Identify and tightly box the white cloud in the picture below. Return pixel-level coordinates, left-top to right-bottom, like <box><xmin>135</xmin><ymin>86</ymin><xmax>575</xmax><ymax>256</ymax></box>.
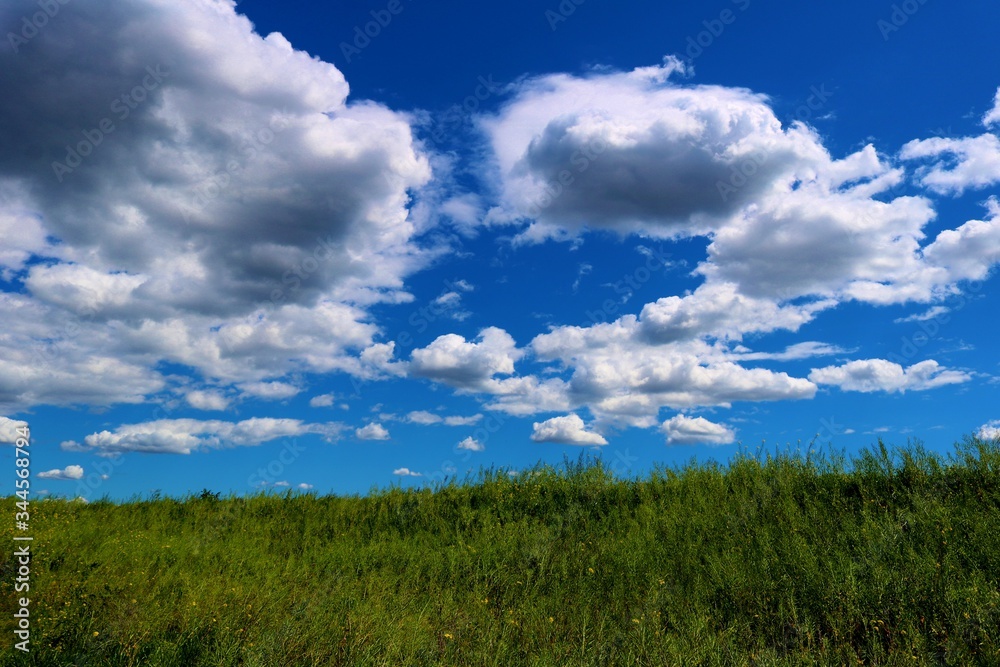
<box><xmin>444</xmin><ymin>414</ymin><xmax>483</xmax><ymax>426</ymax></box>
<box><xmin>809</xmin><ymin>359</ymin><xmax>971</xmax><ymax>394</ymax></box>
<box><xmin>661</xmin><ymin>415</ymin><xmax>736</xmax><ymax>445</ymax></box>
<box><xmin>393</xmin><ymin>468</ymin><xmax>422</xmax><ymax>477</ymax></box>
<box><xmin>901</xmin><ymin>134</ymin><xmax>1000</xmax><ymax>195</ymax></box>
<box><xmin>66</xmin><ymin>417</ymin><xmax>341</xmax><ymax>455</ymax></box>
<box><xmin>638</xmin><ymin>283</ymin><xmax>829</xmax><ymax>343</ymax></box>
<box><xmin>0</xmin><ymin>417</ymin><xmax>29</xmax><ymax>443</ymax></box>
<box><xmin>979</xmin><ymin>421</ymin><xmax>1000</xmax><ymax>440</ymax></box>
<box><xmin>309</xmin><ymin>393</ymin><xmax>336</xmax><ymax>408</ymax></box>
<box><xmin>356</xmin><ymin>423</ymin><xmax>390</xmax><ymax>441</ymax></box>
<box><xmin>237</xmin><ymin>382</ymin><xmax>300</xmax><ymax>401</ymax></box>
<box><xmin>530</xmin><ymin>414</ymin><xmax>608</xmax><ymax>446</ymax></box>
<box><xmin>406</xmin><ymin>410</ymin><xmax>482</xmax><ymax>426</ymax></box>
<box><xmin>410</xmin><ymin>327</ymin><xmax>524</xmax><ymax>392</ymax></box>
<box><xmin>894</xmin><ymin>306</ymin><xmax>951</xmax><ymax>324</ymax></box>
<box><xmin>529</xmin><ymin>321</ymin><xmax>817</xmax><ymax>426</ymax></box>
<box><xmin>406</xmin><ymin>410</ymin><xmax>442</xmax><ymax>425</ymax></box>
<box><xmin>37</xmin><ymin>465</ymin><xmax>85</xmax><ymax>481</ymax></box>
<box><xmin>185</xmin><ymin>390</ymin><xmax>230</xmax><ymax>411</ymax></box>
<box><xmin>457</xmin><ymin>436</ymin><xmax>485</xmax><ymax>452</ymax></box>
<box><xmin>0</xmin><ymin>0</ymin><xmax>432</xmax><ymax>411</ymax></box>
<box><xmin>985</xmin><ymin>88</ymin><xmax>1000</xmax><ymax>127</ymax></box>
<box><xmin>731</xmin><ymin>341</ymin><xmax>847</xmax><ymax>362</ymax></box>
<box><xmin>298</xmin><ymin>483</ymin><xmax>314</xmax><ymax>490</ymax></box>
<box><xmin>483</xmin><ymin>57</ymin><xmax>826</xmax><ymax>241</ymax></box>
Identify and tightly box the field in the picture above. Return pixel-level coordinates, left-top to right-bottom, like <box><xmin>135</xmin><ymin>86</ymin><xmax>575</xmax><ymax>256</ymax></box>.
<box><xmin>3</xmin><ymin>439</ymin><xmax>999</xmax><ymax>666</ymax></box>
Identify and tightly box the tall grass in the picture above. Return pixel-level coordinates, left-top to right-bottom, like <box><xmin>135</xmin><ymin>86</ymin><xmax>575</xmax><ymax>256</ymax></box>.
<box><xmin>2</xmin><ymin>438</ymin><xmax>999</xmax><ymax>666</ymax></box>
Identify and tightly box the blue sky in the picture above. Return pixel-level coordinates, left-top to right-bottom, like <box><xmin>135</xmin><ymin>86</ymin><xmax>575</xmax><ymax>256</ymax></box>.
<box><xmin>1</xmin><ymin>0</ymin><xmax>999</xmax><ymax>500</ymax></box>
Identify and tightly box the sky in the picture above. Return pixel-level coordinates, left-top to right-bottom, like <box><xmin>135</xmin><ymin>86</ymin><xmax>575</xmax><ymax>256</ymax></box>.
<box><xmin>1</xmin><ymin>0</ymin><xmax>999</xmax><ymax>500</ymax></box>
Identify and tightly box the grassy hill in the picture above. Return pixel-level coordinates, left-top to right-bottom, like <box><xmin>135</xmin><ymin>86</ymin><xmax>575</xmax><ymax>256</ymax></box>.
<box><xmin>3</xmin><ymin>439</ymin><xmax>999</xmax><ymax>666</ymax></box>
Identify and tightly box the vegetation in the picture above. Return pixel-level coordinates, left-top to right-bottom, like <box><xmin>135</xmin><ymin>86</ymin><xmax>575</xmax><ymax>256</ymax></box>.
<box><xmin>2</xmin><ymin>438</ymin><xmax>1000</xmax><ymax>666</ymax></box>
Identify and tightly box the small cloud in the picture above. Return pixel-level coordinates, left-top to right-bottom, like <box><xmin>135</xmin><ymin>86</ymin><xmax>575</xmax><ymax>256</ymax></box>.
<box><xmin>309</xmin><ymin>393</ymin><xmax>337</xmax><ymax>408</ymax></box>
<box><xmin>393</xmin><ymin>468</ymin><xmax>422</xmax><ymax>477</ymax></box>
<box><xmin>273</xmin><ymin>481</ymin><xmax>290</xmax><ymax>487</ymax></box>
<box><xmin>238</xmin><ymin>382</ymin><xmax>300</xmax><ymax>401</ymax></box>
<box><xmin>444</xmin><ymin>414</ymin><xmax>483</xmax><ymax>427</ymax></box>
<box><xmin>37</xmin><ymin>465</ymin><xmax>85</xmax><ymax>481</ymax></box>
<box><xmin>531</xmin><ymin>414</ymin><xmax>608</xmax><ymax>446</ymax></box>
<box><xmin>893</xmin><ymin>306</ymin><xmax>950</xmax><ymax>324</ymax></box>
<box><xmin>356</xmin><ymin>423</ymin><xmax>390</xmax><ymax>441</ymax></box>
<box><xmin>0</xmin><ymin>417</ymin><xmax>29</xmax><ymax>444</ymax></box>
<box><xmin>297</xmin><ymin>483</ymin><xmax>314</xmax><ymax>490</ymax></box>
<box><xmin>406</xmin><ymin>410</ymin><xmax>442</xmax><ymax>425</ymax></box>
<box><xmin>185</xmin><ymin>390</ymin><xmax>230</xmax><ymax>411</ymax></box>
<box><xmin>979</xmin><ymin>420</ymin><xmax>1000</xmax><ymax>440</ymax></box>
<box><xmin>457</xmin><ymin>436</ymin><xmax>485</xmax><ymax>452</ymax></box>
<box><xmin>661</xmin><ymin>415</ymin><xmax>736</xmax><ymax>445</ymax></box>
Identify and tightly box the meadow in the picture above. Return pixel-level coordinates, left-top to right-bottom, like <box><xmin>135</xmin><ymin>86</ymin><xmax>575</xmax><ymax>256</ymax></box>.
<box><xmin>2</xmin><ymin>438</ymin><xmax>999</xmax><ymax>666</ymax></box>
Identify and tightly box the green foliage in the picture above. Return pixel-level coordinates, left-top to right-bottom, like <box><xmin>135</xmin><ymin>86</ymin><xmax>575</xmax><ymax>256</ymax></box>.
<box><xmin>3</xmin><ymin>438</ymin><xmax>1000</xmax><ymax>665</ymax></box>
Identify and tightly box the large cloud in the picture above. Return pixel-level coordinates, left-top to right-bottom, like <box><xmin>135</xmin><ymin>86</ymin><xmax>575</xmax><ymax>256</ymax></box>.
<box><xmin>483</xmin><ymin>57</ymin><xmax>826</xmax><ymax>241</ymax></box>
<box><xmin>63</xmin><ymin>417</ymin><xmax>342</xmax><ymax>455</ymax></box>
<box><xmin>809</xmin><ymin>359</ymin><xmax>970</xmax><ymax>394</ymax></box>
<box><xmin>0</xmin><ymin>0</ymin><xmax>432</xmax><ymax>411</ymax></box>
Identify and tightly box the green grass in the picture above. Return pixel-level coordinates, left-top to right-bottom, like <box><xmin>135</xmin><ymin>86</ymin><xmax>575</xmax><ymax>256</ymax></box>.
<box><xmin>3</xmin><ymin>438</ymin><xmax>1000</xmax><ymax>666</ymax></box>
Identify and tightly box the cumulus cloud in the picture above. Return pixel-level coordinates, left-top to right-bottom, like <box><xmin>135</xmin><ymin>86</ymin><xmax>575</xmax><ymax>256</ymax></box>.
<box><xmin>309</xmin><ymin>393</ymin><xmax>336</xmax><ymax>408</ymax></box>
<box><xmin>64</xmin><ymin>417</ymin><xmax>341</xmax><ymax>455</ymax></box>
<box><xmin>238</xmin><ymin>382</ymin><xmax>300</xmax><ymax>401</ymax></box>
<box><xmin>530</xmin><ymin>414</ymin><xmax>608</xmax><ymax>446</ymax></box>
<box><xmin>457</xmin><ymin>436</ymin><xmax>485</xmax><ymax>452</ymax></box>
<box><xmin>393</xmin><ymin>467</ymin><xmax>422</xmax><ymax>477</ymax></box>
<box><xmin>0</xmin><ymin>0</ymin><xmax>432</xmax><ymax>411</ymax></box>
<box><xmin>356</xmin><ymin>423</ymin><xmax>390</xmax><ymax>441</ymax></box>
<box><xmin>986</xmin><ymin>88</ymin><xmax>1000</xmax><ymax>127</ymax></box>
<box><xmin>298</xmin><ymin>483</ymin><xmax>314</xmax><ymax>490</ymax></box>
<box><xmin>406</xmin><ymin>410</ymin><xmax>442</xmax><ymax>425</ymax></box>
<box><xmin>809</xmin><ymin>359</ymin><xmax>971</xmax><ymax>394</ymax></box>
<box><xmin>901</xmin><ymin>134</ymin><xmax>1000</xmax><ymax>195</ymax></box>
<box><xmin>444</xmin><ymin>414</ymin><xmax>483</xmax><ymax>426</ymax></box>
<box><xmin>730</xmin><ymin>341</ymin><xmax>847</xmax><ymax>362</ymax></box>
<box><xmin>37</xmin><ymin>465</ymin><xmax>85</xmax><ymax>481</ymax></box>
<box><xmin>979</xmin><ymin>421</ymin><xmax>1000</xmax><ymax>440</ymax></box>
<box><xmin>405</xmin><ymin>410</ymin><xmax>482</xmax><ymax>426</ymax></box>
<box><xmin>0</xmin><ymin>416</ymin><xmax>29</xmax><ymax>443</ymax></box>
<box><xmin>529</xmin><ymin>320</ymin><xmax>816</xmax><ymax>426</ymax></box>
<box><xmin>661</xmin><ymin>415</ymin><xmax>735</xmax><ymax>445</ymax></box>
<box><xmin>410</xmin><ymin>327</ymin><xmax>523</xmax><ymax>392</ymax></box>
<box><xmin>483</xmin><ymin>57</ymin><xmax>826</xmax><ymax>241</ymax></box>
<box><xmin>185</xmin><ymin>390</ymin><xmax>230</xmax><ymax>411</ymax></box>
